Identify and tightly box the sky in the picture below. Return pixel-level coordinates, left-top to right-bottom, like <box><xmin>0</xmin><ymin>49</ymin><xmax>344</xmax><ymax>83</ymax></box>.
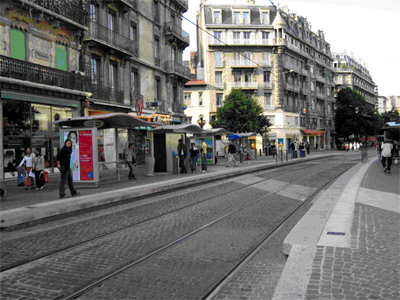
<box><xmin>183</xmin><ymin>0</ymin><xmax>400</xmax><ymax>97</ymax></box>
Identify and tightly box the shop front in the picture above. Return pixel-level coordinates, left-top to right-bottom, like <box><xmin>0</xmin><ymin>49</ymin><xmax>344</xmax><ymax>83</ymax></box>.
<box><xmin>301</xmin><ymin>129</ymin><xmax>324</xmax><ymax>149</ymax></box>
<box><xmin>1</xmin><ymin>90</ymin><xmax>83</xmax><ymax>179</ymax></box>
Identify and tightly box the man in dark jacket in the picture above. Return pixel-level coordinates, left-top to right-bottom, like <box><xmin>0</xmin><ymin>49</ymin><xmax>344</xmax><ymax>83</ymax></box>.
<box><xmin>226</xmin><ymin>140</ymin><xmax>238</xmax><ymax>167</ymax></box>
<box><xmin>177</xmin><ymin>139</ymin><xmax>187</xmax><ymax>174</ymax></box>
<box><xmin>57</xmin><ymin>139</ymin><xmax>79</xmax><ymax>198</ymax></box>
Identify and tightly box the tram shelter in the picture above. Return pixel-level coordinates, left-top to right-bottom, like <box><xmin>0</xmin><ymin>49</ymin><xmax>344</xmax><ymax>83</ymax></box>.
<box><xmin>54</xmin><ymin>113</ymin><xmax>159</xmax><ymax>187</ymax></box>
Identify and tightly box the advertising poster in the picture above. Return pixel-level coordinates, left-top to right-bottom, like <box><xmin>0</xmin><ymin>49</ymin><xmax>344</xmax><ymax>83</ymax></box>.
<box><xmin>79</xmin><ymin>131</ymin><xmax>94</xmax><ymax>180</ymax></box>
<box><xmin>62</xmin><ymin>130</ymin><xmax>94</xmax><ymax>181</ymax></box>
<box><xmin>196</xmin><ymin>136</ymin><xmax>213</xmax><ymax>164</ymax></box>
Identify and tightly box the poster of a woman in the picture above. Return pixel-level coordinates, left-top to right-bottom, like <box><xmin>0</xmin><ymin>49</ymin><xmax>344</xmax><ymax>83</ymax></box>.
<box><xmin>64</xmin><ymin>131</ymin><xmax>80</xmax><ymax>181</ymax></box>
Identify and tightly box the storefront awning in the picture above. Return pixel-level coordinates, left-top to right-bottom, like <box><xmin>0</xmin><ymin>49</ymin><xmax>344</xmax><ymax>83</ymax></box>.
<box><xmin>53</xmin><ymin>113</ymin><xmax>160</xmax><ymax>129</ymax></box>
<box><xmin>150</xmin><ymin>124</ymin><xmax>204</xmax><ymax>134</ymax></box>
<box><xmin>301</xmin><ymin>129</ymin><xmax>324</xmax><ymax>136</ymax></box>
<box><xmin>382</xmin><ymin>122</ymin><xmax>400</xmax><ymax>129</ymax></box>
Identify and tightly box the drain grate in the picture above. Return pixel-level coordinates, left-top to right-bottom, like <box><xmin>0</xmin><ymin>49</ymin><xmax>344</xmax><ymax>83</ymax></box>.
<box><xmin>327</xmin><ymin>231</ymin><xmax>345</xmax><ymax>235</ymax></box>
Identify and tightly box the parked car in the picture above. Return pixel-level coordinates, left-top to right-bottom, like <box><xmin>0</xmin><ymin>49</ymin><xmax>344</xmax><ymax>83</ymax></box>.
<box><xmin>337</xmin><ymin>142</ymin><xmax>346</xmax><ymax>150</ymax></box>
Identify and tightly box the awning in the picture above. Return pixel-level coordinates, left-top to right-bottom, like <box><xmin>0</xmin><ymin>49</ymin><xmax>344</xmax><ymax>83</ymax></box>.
<box><xmin>301</xmin><ymin>129</ymin><xmax>324</xmax><ymax>136</ymax></box>
<box><xmin>150</xmin><ymin>124</ymin><xmax>204</xmax><ymax>134</ymax></box>
<box><xmin>359</xmin><ymin>137</ymin><xmax>377</xmax><ymax>141</ymax></box>
<box><xmin>53</xmin><ymin>113</ymin><xmax>160</xmax><ymax>129</ymax></box>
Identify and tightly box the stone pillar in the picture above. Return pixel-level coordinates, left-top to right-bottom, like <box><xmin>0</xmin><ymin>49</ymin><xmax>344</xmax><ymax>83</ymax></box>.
<box><xmin>272</xmin><ymin>46</ymin><xmax>285</xmax><ymax>110</ymax></box>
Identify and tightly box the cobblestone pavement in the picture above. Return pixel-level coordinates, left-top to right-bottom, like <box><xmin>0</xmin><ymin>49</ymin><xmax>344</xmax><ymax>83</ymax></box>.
<box><xmin>0</xmin><ymin>157</ymin><xmax>359</xmax><ymax>300</ymax></box>
<box><xmin>305</xmin><ymin>203</ymin><xmax>400</xmax><ymax>300</ymax></box>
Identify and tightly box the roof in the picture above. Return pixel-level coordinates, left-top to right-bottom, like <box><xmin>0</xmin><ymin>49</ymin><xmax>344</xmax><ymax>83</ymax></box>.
<box><xmin>185</xmin><ymin>80</ymin><xmax>207</xmax><ymax>86</ymax></box>
<box><xmin>150</xmin><ymin>124</ymin><xmax>204</xmax><ymax>134</ymax></box>
<box><xmin>201</xmin><ymin>128</ymin><xmax>232</xmax><ymax>136</ymax></box>
<box><xmin>53</xmin><ymin>113</ymin><xmax>159</xmax><ymax>129</ymax></box>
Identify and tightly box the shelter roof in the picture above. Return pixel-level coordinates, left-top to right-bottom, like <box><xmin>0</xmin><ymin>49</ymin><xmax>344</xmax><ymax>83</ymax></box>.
<box><xmin>201</xmin><ymin>128</ymin><xmax>232</xmax><ymax>135</ymax></box>
<box><xmin>150</xmin><ymin>124</ymin><xmax>204</xmax><ymax>134</ymax></box>
<box><xmin>53</xmin><ymin>113</ymin><xmax>159</xmax><ymax>129</ymax></box>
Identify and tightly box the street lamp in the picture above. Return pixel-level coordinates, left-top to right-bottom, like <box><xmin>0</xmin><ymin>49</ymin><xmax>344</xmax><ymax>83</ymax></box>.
<box><xmin>197</xmin><ymin>114</ymin><xmax>206</xmax><ymax>129</ymax></box>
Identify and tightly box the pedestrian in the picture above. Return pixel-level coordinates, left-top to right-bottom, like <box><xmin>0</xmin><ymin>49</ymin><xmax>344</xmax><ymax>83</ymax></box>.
<box><xmin>356</xmin><ymin>142</ymin><xmax>360</xmax><ymax>151</ymax></box>
<box><xmin>57</xmin><ymin>139</ymin><xmax>80</xmax><ymax>198</ymax></box>
<box><xmin>199</xmin><ymin>138</ymin><xmax>207</xmax><ymax>172</ymax></box>
<box><xmin>306</xmin><ymin>142</ymin><xmax>310</xmax><ymax>155</ymax></box>
<box><xmin>124</xmin><ymin>143</ymin><xmax>137</xmax><ymax>180</ymax></box>
<box><xmin>291</xmin><ymin>142</ymin><xmax>295</xmax><ymax>158</ymax></box>
<box><xmin>189</xmin><ymin>143</ymin><xmax>199</xmax><ymax>172</ymax></box>
<box><xmin>271</xmin><ymin>142</ymin><xmax>276</xmax><ymax>158</ymax></box>
<box><xmin>67</xmin><ymin>131</ymin><xmax>80</xmax><ymax>180</ymax></box>
<box><xmin>299</xmin><ymin>142</ymin><xmax>305</xmax><ymax>157</ymax></box>
<box><xmin>381</xmin><ymin>138</ymin><xmax>394</xmax><ymax>173</ymax></box>
<box><xmin>315</xmin><ymin>142</ymin><xmax>318</xmax><ymax>151</ymax></box>
<box><xmin>18</xmin><ymin>148</ymin><xmax>35</xmax><ymax>189</ymax></box>
<box><xmin>295</xmin><ymin>141</ymin><xmax>299</xmax><ymax>158</ymax></box>
<box><xmin>177</xmin><ymin>139</ymin><xmax>187</xmax><ymax>174</ymax></box>
<box><xmin>226</xmin><ymin>140</ymin><xmax>238</xmax><ymax>167</ymax></box>
<box><xmin>32</xmin><ymin>148</ymin><xmax>45</xmax><ymax>190</ymax></box>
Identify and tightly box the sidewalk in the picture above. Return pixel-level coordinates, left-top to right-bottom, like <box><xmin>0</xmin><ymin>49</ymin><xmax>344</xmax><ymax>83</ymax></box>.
<box><xmin>273</xmin><ymin>153</ymin><xmax>400</xmax><ymax>299</ymax></box>
<box><xmin>0</xmin><ymin>150</ymin><xmax>339</xmax><ymax>230</ymax></box>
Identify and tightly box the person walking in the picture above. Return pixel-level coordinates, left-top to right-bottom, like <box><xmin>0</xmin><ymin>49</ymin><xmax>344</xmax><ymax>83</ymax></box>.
<box><xmin>19</xmin><ymin>148</ymin><xmax>35</xmax><ymax>190</ymax></box>
<box><xmin>381</xmin><ymin>139</ymin><xmax>394</xmax><ymax>173</ymax></box>
<box><xmin>199</xmin><ymin>138</ymin><xmax>207</xmax><ymax>172</ymax></box>
<box><xmin>299</xmin><ymin>142</ymin><xmax>305</xmax><ymax>157</ymax></box>
<box><xmin>291</xmin><ymin>142</ymin><xmax>295</xmax><ymax>158</ymax></box>
<box><xmin>226</xmin><ymin>140</ymin><xmax>238</xmax><ymax>167</ymax></box>
<box><xmin>57</xmin><ymin>139</ymin><xmax>80</xmax><ymax>198</ymax></box>
<box><xmin>271</xmin><ymin>142</ymin><xmax>276</xmax><ymax>158</ymax></box>
<box><xmin>306</xmin><ymin>142</ymin><xmax>310</xmax><ymax>155</ymax></box>
<box><xmin>177</xmin><ymin>139</ymin><xmax>187</xmax><ymax>174</ymax></box>
<box><xmin>315</xmin><ymin>142</ymin><xmax>319</xmax><ymax>151</ymax></box>
<box><xmin>32</xmin><ymin>148</ymin><xmax>45</xmax><ymax>190</ymax></box>
<box><xmin>189</xmin><ymin>143</ymin><xmax>199</xmax><ymax>172</ymax></box>
<box><xmin>125</xmin><ymin>143</ymin><xmax>137</xmax><ymax>180</ymax></box>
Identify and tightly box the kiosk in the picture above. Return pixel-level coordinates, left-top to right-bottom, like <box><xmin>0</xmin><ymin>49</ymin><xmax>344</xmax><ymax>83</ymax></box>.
<box><xmin>54</xmin><ymin>113</ymin><xmax>158</xmax><ymax>187</ymax></box>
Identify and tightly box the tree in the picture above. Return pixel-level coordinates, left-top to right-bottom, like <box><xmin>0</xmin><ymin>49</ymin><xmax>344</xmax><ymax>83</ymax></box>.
<box><xmin>381</xmin><ymin>109</ymin><xmax>400</xmax><ymax>123</ymax></box>
<box><xmin>210</xmin><ymin>89</ymin><xmax>271</xmax><ymax>133</ymax></box>
<box><xmin>334</xmin><ymin>87</ymin><xmax>382</xmax><ymax>140</ymax></box>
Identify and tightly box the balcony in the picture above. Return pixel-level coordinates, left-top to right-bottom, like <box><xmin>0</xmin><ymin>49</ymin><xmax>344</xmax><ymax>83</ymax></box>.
<box><xmin>230</xmin><ymin>82</ymin><xmax>258</xmax><ymax>89</ymax></box>
<box><xmin>262</xmin><ymin>60</ymin><xmax>272</xmax><ymax>67</ymax></box>
<box><xmin>215</xmin><ymin>82</ymin><xmax>224</xmax><ymax>89</ymax></box>
<box><xmin>102</xmin><ymin>0</ymin><xmax>136</xmax><ymax>13</ymax></box>
<box><xmin>0</xmin><ymin>55</ymin><xmax>91</xmax><ymax>92</ymax></box>
<box><xmin>22</xmin><ymin>0</ymin><xmax>88</xmax><ymax>27</ymax></box>
<box><xmin>90</xmin><ymin>83</ymin><xmax>124</xmax><ymax>103</ymax></box>
<box><xmin>264</xmin><ymin>82</ymin><xmax>272</xmax><ymax>89</ymax></box>
<box><xmin>164</xmin><ymin>22</ymin><xmax>190</xmax><ymax>48</ymax></box>
<box><xmin>229</xmin><ymin>60</ymin><xmax>257</xmax><ymax>68</ymax></box>
<box><xmin>84</xmin><ymin>22</ymin><xmax>135</xmax><ymax>57</ymax></box>
<box><xmin>316</xmin><ymin>91</ymin><xmax>325</xmax><ymax>99</ymax></box>
<box><xmin>164</xmin><ymin>61</ymin><xmax>191</xmax><ymax>81</ymax></box>
<box><xmin>284</xmin><ymin>105</ymin><xmax>300</xmax><ymax>113</ymax></box>
<box><xmin>264</xmin><ymin>105</ymin><xmax>276</xmax><ymax>111</ymax></box>
<box><xmin>214</xmin><ymin>60</ymin><xmax>224</xmax><ymax>67</ymax></box>
<box><xmin>174</xmin><ymin>0</ymin><xmax>188</xmax><ymax>12</ymax></box>
<box><xmin>316</xmin><ymin>74</ymin><xmax>325</xmax><ymax>83</ymax></box>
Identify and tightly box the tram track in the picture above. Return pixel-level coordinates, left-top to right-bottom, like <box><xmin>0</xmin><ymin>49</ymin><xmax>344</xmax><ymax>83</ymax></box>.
<box><xmin>0</xmin><ymin>158</ymin><xmax>359</xmax><ymax>300</ymax></box>
<box><xmin>0</xmin><ymin>160</ymin><xmax>331</xmax><ymax>272</ymax></box>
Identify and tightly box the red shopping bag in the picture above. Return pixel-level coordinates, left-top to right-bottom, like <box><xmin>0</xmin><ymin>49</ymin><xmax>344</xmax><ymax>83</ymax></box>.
<box><xmin>43</xmin><ymin>171</ymin><xmax>49</xmax><ymax>183</ymax></box>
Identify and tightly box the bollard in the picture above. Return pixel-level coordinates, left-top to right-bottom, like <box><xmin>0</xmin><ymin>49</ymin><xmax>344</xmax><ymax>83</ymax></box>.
<box><xmin>172</xmin><ymin>152</ymin><xmax>178</xmax><ymax>174</ymax></box>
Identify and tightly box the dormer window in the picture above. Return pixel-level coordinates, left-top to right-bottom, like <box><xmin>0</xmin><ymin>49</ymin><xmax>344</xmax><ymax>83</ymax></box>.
<box><xmin>214</xmin><ymin>10</ymin><xmax>221</xmax><ymax>24</ymax></box>
<box><xmin>262</xmin><ymin>11</ymin><xmax>269</xmax><ymax>24</ymax></box>
<box><xmin>243</xmin><ymin>12</ymin><xmax>250</xmax><ymax>24</ymax></box>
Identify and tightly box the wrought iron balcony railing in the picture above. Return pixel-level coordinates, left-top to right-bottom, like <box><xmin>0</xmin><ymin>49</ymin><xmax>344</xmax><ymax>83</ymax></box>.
<box><xmin>0</xmin><ymin>55</ymin><xmax>91</xmax><ymax>92</ymax></box>
<box><xmin>164</xmin><ymin>61</ymin><xmax>191</xmax><ymax>80</ymax></box>
<box><xmin>90</xmin><ymin>82</ymin><xmax>124</xmax><ymax>103</ymax></box>
<box><xmin>26</xmin><ymin>0</ymin><xmax>88</xmax><ymax>25</ymax></box>
<box><xmin>164</xmin><ymin>22</ymin><xmax>190</xmax><ymax>46</ymax></box>
<box><xmin>86</xmin><ymin>22</ymin><xmax>135</xmax><ymax>55</ymax></box>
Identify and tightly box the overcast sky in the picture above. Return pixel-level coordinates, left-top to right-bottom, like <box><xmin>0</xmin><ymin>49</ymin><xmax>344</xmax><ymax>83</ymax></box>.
<box><xmin>183</xmin><ymin>0</ymin><xmax>400</xmax><ymax>97</ymax></box>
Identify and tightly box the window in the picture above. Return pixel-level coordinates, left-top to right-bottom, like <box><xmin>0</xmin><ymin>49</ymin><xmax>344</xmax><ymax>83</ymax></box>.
<box><xmin>233</xmin><ymin>71</ymin><xmax>241</xmax><ymax>82</ymax></box>
<box><xmin>184</xmin><ymin>93</ymin><xmax>191</xmax><ymax>106</ymax></box>
<box><xmin>233</xmin><ymin>31</ymin><xmax>240</xmax><ymax>43</ymax></box>
<box><xmin>267</xmin><ymin>115</ymin><xmax>275</xmax><ymax>124</ymax></box>
<box><xmin>216</xmin><ymin>93</ymin><xmax>223</xmax><ymax>107</ymax></box>
<box><xmin>244</xmin><ymin>51</ymin><xmax>251</xmax><ymax>65</ymax></box>
<box><xmin>263</xmin><ymin>71</ymin><xmax>271</xmax><ymax>83</ymax></box>
<box><xmin>108</xmin><ymin>12</ymin><xmax>116</xmax><ymax>31</ymax></box>
<box><xmin>186</xmin><ymin>117</ymin><xmax>192</xmax><ymax>125</ymax></box>
<box><xmin>262</xmin><ymin>12</ymin><xmax>269</xmax><ymax>24</ymax></box>
<box><xmin>215</xmin><ymin>72</ymin><xmax>222</xmax><ymax>85</ymax></box>
<box><xmin>311</xmin><ymin>82</ymin><xmax>315</xmax><ymax>91</ymax></box>
<box><xmin>154</xmin><ymin>0</ymin><xmax>160</xmax><ymax>23</ymax></box>
<box><xmin>263</xmin><ymin>52</ymin><xmax>270</xmax><ymax>64</ymax></box>
<box><xmin>155</xmin><ymin>77</ymin><xmax>161</xmax><ymax>100</ymax></box>
<box><xmin>173</xmin><ymin>85</ymin><xmax>178</xmax><ymax>103</ymax></box>
<box><xmin>244</xmin><ymin>72</ymin><xmax>252</xmax><ymax>83</ymax></box>
<box><xmin>285</xmin><ymin>116</ymin><xmax>298</xmax><ymax>126</ymax></box>
<box><xmin>214</xmin><ymin>11</ymin><xmax>221</xmax><ymax>24</ymax></box>
<box><xmin>264</xmin><ymin>94</ymin><xmax>272</xmax><ymax>109</ymax></box>
<box><xmin>243</xmin><ymin>32</ymin><xmax>250</xmax><ymax>43</ymax></box>
<box><xmin>10</xmin><ymin>29</ymin><xmax>25</xmax><ymax>60</ymax></box>
<box><xmin>214</xmin><ymin>31</ymin><xmax>222</xmax><ymax>41</ymax></box>
<box><xmin>130</xmin><ymin>23</ymin><xmax>137</xmax><ymax>41</ymax></box>
<box><xmin>262</xmin><ymin>31</ymin><xmax>269</xmax><ymax>42</ymax></box>
<box><xmin>234</xmin><ymin>52</ymin><xmax>241</xmax><ymax>63</ymax></box>
<box><xmin>312</xmin><ymin>99</ymin><xmax>316</xmax><ymax>110</ymax></box>
<box><xmin>199</xmin><ymin>92</ymin><xmax>203</xmax><ymax>106</ymax></box>
<box><xmin>131</xmin><ymin>69</ymin><xmax>139</xmax><ymax>96</ymax></box>
<box><xmin>154</xmin><ymin>36</ymin><xmax>160</xmax><ymax>65</ymax></box>
<box><xmin>55</xmin><ymin>46</ymin><xmax>67</xmax><ymax>71</ymax></box>
<box><xmin>89</xmin><ymin>4</ymin><xmax>97</xmax><ymax>22</ymax></box>
<box><xmin>234</xmin><ymin>12</ymin><xmax>240</xmax><ymax>24</ymax></box>
<box><xmin>109</xmin><ymin>63</ymin><xmax>117</xmax><ymax>90</ymax></box>
<box><xmin>90</xmin><ymin>57</ymin><xmax>100</xmax><ymax>84</ymax></box>
<box><xmin>243</xmin><ymin>12</ymin><xmax>250</xmax><ymax>24</ymax></box>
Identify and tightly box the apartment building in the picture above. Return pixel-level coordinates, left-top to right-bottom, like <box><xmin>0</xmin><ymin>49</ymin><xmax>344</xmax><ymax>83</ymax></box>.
<box><xmin>184</xmin><ymin>0</ymin><xmax>336</xmax><ymax>151</ymax></box>
<box><xmin>332</xmin><ymin>52</ymin><xmax>377</xmax><ymax>106</ymax></box>
<box><xmin>0</xmin><ymin>0</ymin><xmax>190</xmax><ymax>178</ymax></box>
<box><xmin>376</xmin><ymin>96</ymin><xmax>388</xmax><ymax>114</ymax></box>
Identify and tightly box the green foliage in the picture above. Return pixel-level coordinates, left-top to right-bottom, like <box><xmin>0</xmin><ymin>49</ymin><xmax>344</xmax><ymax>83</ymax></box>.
<box><xmin>334</xmin><ymin>87</ymin><xmax>382</xmax><ymax>139</ymax></box>
<box><xmin>381</xmin><ymin>109</ymin><xmax>400</xmax><ymax>123</ymax></box>
<box><xmin>210</xmin><ymin>89</ymin><xmax>271</xmax><ymax>134</ymax></box>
